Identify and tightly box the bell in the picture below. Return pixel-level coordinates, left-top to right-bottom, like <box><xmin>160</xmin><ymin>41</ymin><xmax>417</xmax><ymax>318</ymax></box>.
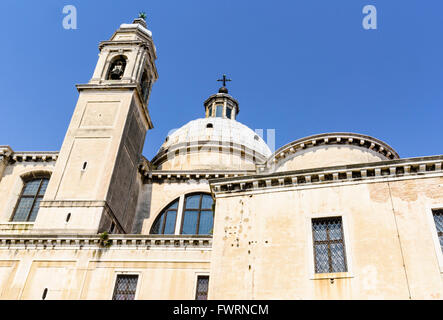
<box><xmin>110</xmin><ymin>65</ymin><xmax>124</xmax><ymax>80</ymax></box>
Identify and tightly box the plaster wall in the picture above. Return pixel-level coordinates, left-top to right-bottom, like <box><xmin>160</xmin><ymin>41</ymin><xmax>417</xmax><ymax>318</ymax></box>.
<box><xmin>0</xmin><ymin>161</ymin><xmax>55</xmax><ymax>227</ymax></box>
<box><xmin>209</xmin><ymin>176</ymin><xmax>443</xmax><ymax>299</ymax></box>
<box><xmin>0</xmin><ymin>246</ymin><xmax>210</xmax><ymax>300</ymax></box>
<box><xmin>274</xmin><ymin>145</ymin><xmax>387</xmax><ymax>172</ymax></box>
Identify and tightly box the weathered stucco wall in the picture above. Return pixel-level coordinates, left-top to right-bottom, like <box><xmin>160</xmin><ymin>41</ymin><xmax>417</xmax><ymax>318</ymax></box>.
<box><xmin>0</xmin><ymin>160</ymin><xmax>55</xmax><ymax>226</ymax></box>
<box><xmin>0</xmin><ymin>244</ymin><xmax>210</xmax><ymax>300</ymax></box>
<box><xmin>209</xmin><ymin>176</ymin><xmax>443</xmax><ymax>299</ymax></box>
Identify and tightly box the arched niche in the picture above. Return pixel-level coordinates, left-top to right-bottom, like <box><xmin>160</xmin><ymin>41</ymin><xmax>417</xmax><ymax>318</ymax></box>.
<box><xmin>107</xmin><ymin>55</ymin><xmax>127</xmax><ymax>80</ymax></box>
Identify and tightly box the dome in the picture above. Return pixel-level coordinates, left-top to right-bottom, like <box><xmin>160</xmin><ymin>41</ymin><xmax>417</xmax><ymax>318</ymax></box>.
<box><xmin>265</xmin><ymin>132</ymin><xmax>399</xmax><ymax>172</ymax></box>
<box><xmin>152</xmin><ymin>117</ymin><xmax>272</xmax><ymax>170</ymax></box>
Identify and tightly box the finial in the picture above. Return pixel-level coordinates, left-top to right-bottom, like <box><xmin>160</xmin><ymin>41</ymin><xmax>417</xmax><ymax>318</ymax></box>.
<box><xmin>133</xmin><ymin>12</ymin><xmax>148</xmax><ymax>28</ymax></box>
<box><xmin>217</xmin><ymin>74</ymin><xmax>231</xmax><ymax>93</ymax></box>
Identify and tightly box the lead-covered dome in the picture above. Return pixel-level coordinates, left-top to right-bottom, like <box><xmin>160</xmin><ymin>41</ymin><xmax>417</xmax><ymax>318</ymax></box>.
<box><xmin>152</xmin><ymin>117</ymin><xmax>272</xmax><ymax>170</ymax></box>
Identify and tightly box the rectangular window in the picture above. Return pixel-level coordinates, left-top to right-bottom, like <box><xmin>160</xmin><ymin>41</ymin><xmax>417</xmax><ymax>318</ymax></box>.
<box><xmin>432</xmin><ymin>209</ymin><xmax>443</xmax><ymax>253</ymax></box>
<box><xmin>215</xmin><ymin>105</ymin><xmax>223</xmax><ymax>117</ymax></box>
<box><xmin>12</xmin><ymin>178</ymin><xmax>49</xmax><ymax>222</ymax></box>
<box><xmin>226</xmin><ymin>107</ymin><xmax>232</xmax><ymax>119</ymax></box>
<box><xmin>312</xmin><ymin>217</ymin><xmax>347</xmax><ymax>273</ymax></box>
<box><xmin>112</xmin><ymin>274</ymin><xmax>138</xmax><ymax>300</ymax></box>
<box><xmin>208</xmin><ymin>106</ymin><xmax>212</xmax><ymax>117</ymax></box>
<box><xmin>195</xmin><ymin>275</ymin><xmax>209</xmax><ymax>300</ymax></box>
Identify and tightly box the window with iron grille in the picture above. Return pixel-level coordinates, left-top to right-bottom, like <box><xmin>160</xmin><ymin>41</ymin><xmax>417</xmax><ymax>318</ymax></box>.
<box><xmin>312</xmin><ymin>217</ymin><xmax>347</xmax><ymax>273</ymax></box>
<box><xmin>195</xmin><ymin>275</ymin><xmax>209</xmax><ymax>300</ymax></box>
<box><xmin>12</xmin><ymin>177</ymin><xmax>49</xmax><ymax>222</ymax></box>
<box><xmin>112</xmin><ymin>274</ymin><xmax>138</xmax><ymax>300</ymax></box>
<box><xmin>432</xmin><ymin>209</ymin><xmax>443</xmax><ymax>253</ymax></box>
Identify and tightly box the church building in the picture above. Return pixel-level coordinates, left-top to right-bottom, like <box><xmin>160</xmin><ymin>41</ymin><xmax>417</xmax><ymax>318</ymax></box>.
<box><xmin>0</xmin><ymin>17</ymin><xmax>442</xmax><ymax>300</ymax></box>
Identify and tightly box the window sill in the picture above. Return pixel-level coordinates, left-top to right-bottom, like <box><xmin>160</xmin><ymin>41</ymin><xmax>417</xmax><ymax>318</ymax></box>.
<box><xmin>310</xmin><ymin>272</ymin><xmax>354</xmax><ymax>280</ymax></box>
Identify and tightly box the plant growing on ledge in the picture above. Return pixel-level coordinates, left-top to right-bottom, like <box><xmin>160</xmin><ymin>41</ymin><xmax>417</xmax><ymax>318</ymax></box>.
<box><xmin>139</xmin><ymin>12</ymin><xmax>147</xmax><ymax>19</ymax></box>
<box><xmin>99</xmin><ymin>231</ymin><xmax>112</xmax><ymax>248</ymax></box>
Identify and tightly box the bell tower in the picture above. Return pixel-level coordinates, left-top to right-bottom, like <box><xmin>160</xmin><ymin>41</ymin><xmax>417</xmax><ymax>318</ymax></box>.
<box><xmin>33</xmin><ymin>16</ymin><xmax>158</xmax><ymax>234</ymax></box>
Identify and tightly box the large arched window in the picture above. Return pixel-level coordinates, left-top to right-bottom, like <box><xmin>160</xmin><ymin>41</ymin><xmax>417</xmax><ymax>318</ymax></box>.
<box><xmin>150</xmin><ymin>200</ymin><xmax>178</xmax><ymax>235</ymax></box>
<box><xmin>12</xmin><ymin>176</ymin><xmax>49</xmax><ymax>222</ymax></box>
<box><xmin>150</xmin><ymin>193</ymin><xmax>214</xmax><ymax>235</ymax></box>
<box><xmin>181</xmin><ymin>194</ymin><xmax>213</xmax><ymax>235</ymax></box>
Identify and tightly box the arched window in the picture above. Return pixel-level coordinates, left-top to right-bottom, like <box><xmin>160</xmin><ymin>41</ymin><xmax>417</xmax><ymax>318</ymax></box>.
<box><xmin>181</xmin><ymin>194</ymin><xmax>214</xmax><ymax>235</ymax></box>
<box><xmin>12</xmin><ymin>176</ymin><xmax>49</xmax><ymax>222</ymax></box>
<box><xmin>140</xmin><ymin>70</ymin><xmax>151</xmax><ymax>104</ymax></box>
<box><xmin>107</xmin><ymin>56</ymin><xmax>127</xmax><ymax>80</ymax></box>
<box><xmin>150</xmin><ymin>193</ymin><xmax>214</xmax><ymax>235</ymax></box>
<box><xmin>150</xmin><ymin>199</ymin><xmax>178</xmax><ymax>235</ymax></box>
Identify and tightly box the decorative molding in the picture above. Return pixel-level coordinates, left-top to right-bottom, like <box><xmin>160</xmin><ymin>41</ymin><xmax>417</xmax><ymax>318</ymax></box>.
<box><xmin>151</xmin><ymin>140</ymin><xmax>268</xmax><ymax>167</ymax></box>
<box><xmin>266</xmin><ymin>133</ymin><xmax>400</xmax><ymax>170</ymax></box>
<box><xmin>0</xmin><ymin>234</ymin><xmax>212</xmax><ymax>250</ymax></box>
<box><xmin>9</xmin><ymin>151</ymin><xmax>58</xmax><ymax>163</ymax></box>
<box><xmin>0</xmin><ymin>222</ymin><xmax>34</xmax><ymax>235</ymax></box>
<box><xmin>0</xmin><ymin>147</ymin><xmax>58</xmax><ymax>164</ymax></box>
<box><xmin>210</xmin><ymin>155</ymin><xmax>443</xmax><ymax>196</ymax></box>
<box><xmin>0</xmin><ymin>146</ymin><xmax>13</xmax><ymax>158</ymax></box>
<box><xmin>138</xmin><ymin>164</ymin><xmax>255</xmax><ymax>183</ymax></box>
<box><xmin>40</xmin><ymin>200</ymin><xmax>108</xmax><ymax>208</ymax></box>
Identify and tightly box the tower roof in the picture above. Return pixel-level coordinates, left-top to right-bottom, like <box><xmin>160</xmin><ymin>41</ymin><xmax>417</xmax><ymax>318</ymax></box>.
<box><xmin>203</xmin><ymin>75</ymin><xmax>239</xmax><ymax>119</ymax></box>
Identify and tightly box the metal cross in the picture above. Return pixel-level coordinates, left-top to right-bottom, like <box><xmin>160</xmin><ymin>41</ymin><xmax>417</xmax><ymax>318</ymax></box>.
<box><xmin>217</xmin><ymin>74</ymin><xmax>231</xmax><ymax>87</ymax></box>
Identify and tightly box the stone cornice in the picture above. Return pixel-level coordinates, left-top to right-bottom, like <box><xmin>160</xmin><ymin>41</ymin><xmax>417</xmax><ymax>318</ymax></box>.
<box><xmin>99</xmin><ymin>40</ymin><xmax>150</xmax><ymax>50</ymax></box>
<box><xmin>210</xmin><ymin>155</ymin><xmax>443</xmax><ymax>196</ymax></box>
<box><xmin>0</xmin><ymin>234</ymin><xmax>212</xmax><ymax>250</ymax></box>
<box><xmin>266</xmin><ymin>133</ymin><xmax>399</xmax><ymax>169</ymax></box>
<box><xmin>0</xmin><ymin>147</ymin><xmax>58</xmax><ymax>163</ymax></box>
<box><xmin>8</xmin><ymin>151</ymin><xmax>58</xmax><ymax>163</ymax></box>
<box><xmin>76</xmin><ymin>83</ymin><xmax>139</xmax><ymax>92</ymax></box>
<box><xmin>138</xmin><ymin>165</ymin><xmax>256</xmax><ymax>183</ymax></box>
<box><xmin>0</xmin><ymin>146</ymin><xmax>13</xmax><ymax>157</ymax></box>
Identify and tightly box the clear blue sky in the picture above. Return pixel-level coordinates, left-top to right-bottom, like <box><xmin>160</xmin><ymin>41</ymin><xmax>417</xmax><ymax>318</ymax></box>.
<box><xmin>1</xmin><ymin>1</ymin><xmax>442</xmax><ymax>159</ymax></box>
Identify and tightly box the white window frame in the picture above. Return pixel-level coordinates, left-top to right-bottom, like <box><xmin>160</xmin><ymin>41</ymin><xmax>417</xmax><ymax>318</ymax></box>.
<box><xmin>306</xmin><ymin>213</ymin><xmax>354</xmax><ymax>280</ymax></box>
<box><xmin>174</xmin><ymin>195</ymin><xmax>186</xmax><ymax>235</ymax></box>
<box><xmin>110</xmin><ymin>270</ymin><xmax>142</xmax><ymax>300</ymax></box>
<box><xmin>426</xmin><ymin>204</ymin><xmax>443</xmax><ymax>273</ymax></box>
